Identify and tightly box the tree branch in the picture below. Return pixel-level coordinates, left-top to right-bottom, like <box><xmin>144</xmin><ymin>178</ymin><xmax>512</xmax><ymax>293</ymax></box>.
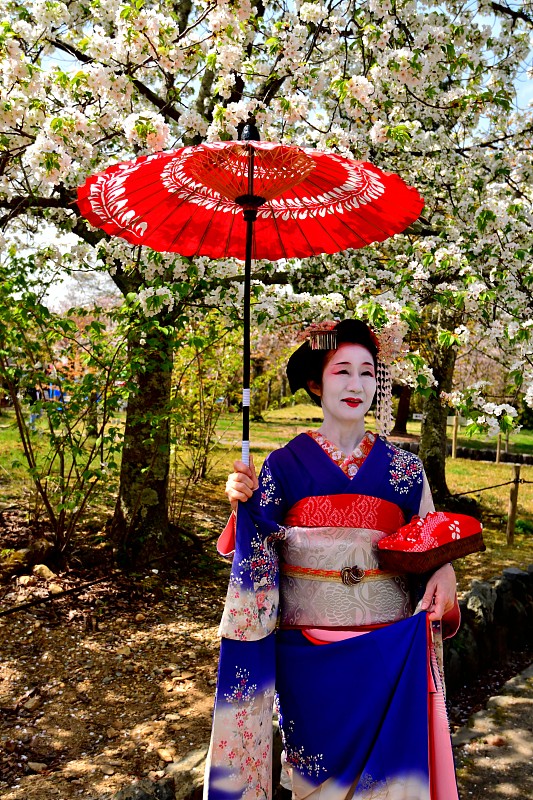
<box><xmin>50</xmin><ymin>39</ymin><xmax>182</xmax><ymax>125</ymax></box>
<box><xmin>491</xmin><ymin>2</ymin><xmax>533</xmax><ymax>26</ymax></box>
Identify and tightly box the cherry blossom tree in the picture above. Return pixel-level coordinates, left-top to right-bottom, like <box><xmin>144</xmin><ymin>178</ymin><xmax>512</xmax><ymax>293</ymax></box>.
<box><xmin>1</xmin><ymin>0</ymin><xmax>532</xmax><ymax>555</ymax></box>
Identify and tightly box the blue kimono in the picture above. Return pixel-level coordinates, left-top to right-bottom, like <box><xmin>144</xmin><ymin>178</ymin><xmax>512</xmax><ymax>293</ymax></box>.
<box><xmin>205</xmin><ymin>433</ymin><xmax>456</xmax><ymax>800</ymax></box>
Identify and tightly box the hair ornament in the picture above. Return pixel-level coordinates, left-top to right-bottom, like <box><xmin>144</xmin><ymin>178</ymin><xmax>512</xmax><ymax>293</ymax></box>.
<box><xmin>301</xmin><ymin>321</ymin><xmax>339</xmax><ymax>350</ymax></box>
<box><xmin>376</xmin><ymin>321</ymin><xmax>407</xmax><ymax>366</ymax></box>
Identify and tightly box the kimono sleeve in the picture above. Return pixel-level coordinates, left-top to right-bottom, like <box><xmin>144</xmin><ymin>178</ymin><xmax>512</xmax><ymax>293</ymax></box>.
<box><xmin>217</xmin><ymin>454</ymin><xmax>288</xmax><ymax>559</ymax></box>
<box><xmin>218</xmin><ymin>453</ymin><xmax>288</xmax><ymax>642</ymax></box>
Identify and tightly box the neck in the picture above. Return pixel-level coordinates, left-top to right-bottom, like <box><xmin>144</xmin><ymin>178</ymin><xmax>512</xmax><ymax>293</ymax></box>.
<box><xmin>317</xmin><ymin>419</ymin><xmax>367</xmax><ymax>455</ymax></box>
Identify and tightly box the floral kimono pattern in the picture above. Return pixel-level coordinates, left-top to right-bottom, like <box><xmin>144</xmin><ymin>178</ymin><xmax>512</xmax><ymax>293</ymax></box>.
<box><xmin>205</xmin><ymin>434</ymin><xmax>459</xmax><ymax>800</ymax></box>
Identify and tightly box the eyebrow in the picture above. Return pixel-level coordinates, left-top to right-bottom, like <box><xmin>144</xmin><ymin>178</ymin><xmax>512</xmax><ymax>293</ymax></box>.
<box><xmin>331</xmin><ymin>360</ymin><xmax>375</xmax><ymax>368</ymax></box>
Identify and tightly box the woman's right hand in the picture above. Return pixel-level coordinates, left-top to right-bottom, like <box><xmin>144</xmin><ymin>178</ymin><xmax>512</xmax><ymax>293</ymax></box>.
<box><xmin>225</xmin><ymin>457</ymin><xmax>259</xmax><ymax>511</ymax></box>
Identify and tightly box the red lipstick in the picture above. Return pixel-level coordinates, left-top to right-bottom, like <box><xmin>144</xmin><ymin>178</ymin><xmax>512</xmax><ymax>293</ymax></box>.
<box><xmin>343</xmin><ymin>398</ymin><xmax>362</xmax><ymax>407</ymax></box>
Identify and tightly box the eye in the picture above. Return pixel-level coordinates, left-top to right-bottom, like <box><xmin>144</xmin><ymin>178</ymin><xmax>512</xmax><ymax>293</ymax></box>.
<box><xmin>362</xmin><ymin>370</ymin><xmax>375</xmax><ymax>377</ymax></box>
<box><xmin>335</xmin><ymin>369</ymin><xmax>349</xmax><ymax>375</ymax></box>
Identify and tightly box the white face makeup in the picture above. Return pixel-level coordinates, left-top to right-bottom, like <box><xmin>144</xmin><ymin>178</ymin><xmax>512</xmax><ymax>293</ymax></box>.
<box><xmin>310</xmin><ymin>343</ymin><xmax>377</xmax><ymax>428</ymax></box>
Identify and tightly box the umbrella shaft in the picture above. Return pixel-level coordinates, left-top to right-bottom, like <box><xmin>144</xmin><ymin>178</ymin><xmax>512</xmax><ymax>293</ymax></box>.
<box><xmin>242</xmin><ymin>208</ymin><xmax>255</xmax><ymax>465</ymax></box>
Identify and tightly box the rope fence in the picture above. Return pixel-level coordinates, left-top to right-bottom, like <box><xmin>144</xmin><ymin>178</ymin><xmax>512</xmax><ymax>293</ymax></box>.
<box><xmin>450</xmin><ymin>465</ymin><xmax>532</xmax><ymax>545</ymax></box>
<box><xmin>450</xmin><ymin>478</ymin><xmax>533</xmax><ymax>497</ymax></box>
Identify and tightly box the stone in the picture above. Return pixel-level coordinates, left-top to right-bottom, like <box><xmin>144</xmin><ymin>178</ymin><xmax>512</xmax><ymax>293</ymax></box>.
<box><xmin>157</xmin><ymin>748</ymin><xmax>174</xmax><ymax>763</ymax></box>
<box><xmin>24</xmin><ymin>695</ymin><xmax>42</xmax><ymax>712</ymax></box>
<box><xmin>135</xmin><ymin>613</ymin><xmax>146</xmax><ymax>623</ymax></box>
<box><xmin>18</xmin><ymin>574</ymin><xmax>34</xmax><ymax>586</ymax></box>
<box><xmin>48</xmin><ymin>583</ymin><xmax>63</xmax><ymax>595</ymax></box>
<box><xmin>32</xmin><ymin>563</ymin><xmax>56</xmax><ymax>580</ymax></box>
<box><xmin>117</xmin><ymin>646</ymin><xmax>132</xmax><ymax>657</ymax></box>
<box><xmin>112</xmin><ymin>777</ymin><xmax>175</xmax><ymax>800</ymax></box>
<box><xmin>466</xmin><ymin>580</ymin><xmax>496</xmax><ymax>626</ymax></box>
<box><xmin>107</xmin><ymin>727</ymin><xmax>119</xmax><ymax>738</ymax></box>
<box><xmin>165</xmin><ymin>747</ymin><xmax>208</xmax><ymax>800</ymax></box>
<box><xmin>502</xmin><ymin>567</ymin><xmax>529</xmax><ymax>581</ymax></box>
<box><xmin>27</xmin><ymin>761</ymin><xmax>47</xmax><ymax>772</ymax></box>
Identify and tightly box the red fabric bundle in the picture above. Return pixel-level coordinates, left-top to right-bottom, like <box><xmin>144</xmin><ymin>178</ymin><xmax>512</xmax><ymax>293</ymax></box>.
<box><xmin>377</xmin><ymin>511</ymin><xmax>485</xmax><ymax>574</ymax></box>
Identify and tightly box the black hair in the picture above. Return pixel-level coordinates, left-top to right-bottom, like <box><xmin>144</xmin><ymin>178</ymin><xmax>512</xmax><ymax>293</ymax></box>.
<box><xmin>286</xmin><ymin>319</ymin><xmax>378</xmax><ymax>407</ymax></box>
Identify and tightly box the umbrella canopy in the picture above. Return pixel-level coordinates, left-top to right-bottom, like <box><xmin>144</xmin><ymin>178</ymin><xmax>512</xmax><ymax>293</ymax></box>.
<box><xmin>77</xmin><ymin>141</ymin><xmax>423</xmax><ymax>261</ymax></box>
<box><xmin>77</xmin><ymin>136</ymin><xmax>424</xmax><ymax>463</ymax></box>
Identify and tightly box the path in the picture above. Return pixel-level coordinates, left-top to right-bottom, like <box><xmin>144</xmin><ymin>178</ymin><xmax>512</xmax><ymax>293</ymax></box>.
<box><xmin>454</xmin><ymin>663</ymin><xmax>533</xmax><ymax>799</ymax></box>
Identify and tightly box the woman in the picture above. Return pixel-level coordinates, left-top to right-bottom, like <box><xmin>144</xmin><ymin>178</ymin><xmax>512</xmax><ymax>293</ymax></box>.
<box><xmin>205</xmin><ymin>320</ymin><xmax>459</xmax><ymax>800</ymax></box>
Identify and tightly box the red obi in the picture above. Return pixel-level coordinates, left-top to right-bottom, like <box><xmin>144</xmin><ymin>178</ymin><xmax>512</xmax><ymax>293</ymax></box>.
<box><xmin>284</xmin><ymin>493</ymin><xmax>405</xmax><ymax>533</ymax></box>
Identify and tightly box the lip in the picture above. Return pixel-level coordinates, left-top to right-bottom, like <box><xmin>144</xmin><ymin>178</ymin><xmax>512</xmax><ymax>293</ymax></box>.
<box><xmin>342</xmin><ymin>398</ymin><xmax>363</xmax><ymax>408</ymax></box>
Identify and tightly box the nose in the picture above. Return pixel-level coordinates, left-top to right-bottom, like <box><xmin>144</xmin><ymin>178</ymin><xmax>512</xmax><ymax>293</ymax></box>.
<box><xmin>346</xmin><ymin>373</ymin><xmax>364</xmax><ymax>393</ymax></box>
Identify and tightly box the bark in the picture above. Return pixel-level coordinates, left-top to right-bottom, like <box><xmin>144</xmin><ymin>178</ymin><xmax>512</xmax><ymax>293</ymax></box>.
<box><xmin>110</xmin><ymin>324</ymin><xmax>173</xmax><ymax>566</ymax></box>
<box><xmin>419</xmin><ymin>344</ymin><xmax>457</xmax><ymax>504</ymax></box>
<box><xmin>391</xmin><ymin>385</ymin><xmax>412</xmax><ymax>436</ymax></box>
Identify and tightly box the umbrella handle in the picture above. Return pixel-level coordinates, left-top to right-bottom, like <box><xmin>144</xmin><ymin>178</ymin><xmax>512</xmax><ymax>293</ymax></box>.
<box><xmin>241</xmin><ymin>389</ymin><xmax>250</xmax><ymax>466</ymax></box>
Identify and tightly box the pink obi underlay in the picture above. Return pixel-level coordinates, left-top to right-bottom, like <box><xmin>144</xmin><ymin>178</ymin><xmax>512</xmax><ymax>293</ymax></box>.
<box><xmin>284</xmin><ymin>494</ymin><xmax>405</xmax><ymax>534</ymax></box>
<box><xmin>301</xmin><ymin>626</ymin><xmax>387</xmax><ymax>644</ymax></box>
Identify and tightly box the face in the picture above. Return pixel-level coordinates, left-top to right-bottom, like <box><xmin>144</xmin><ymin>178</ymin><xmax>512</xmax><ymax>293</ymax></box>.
<box><xmin>308</xmin><ymin>343</ymin><xmax>377</xmax><ymax>426</ymax></box>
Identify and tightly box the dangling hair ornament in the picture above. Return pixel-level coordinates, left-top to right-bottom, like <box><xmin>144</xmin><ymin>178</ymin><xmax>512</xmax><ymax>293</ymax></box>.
<box><xmin>375</xmin><ymin>322</ymin><xmax>406</xmax><ymax>438</ymax></box>
<box><xmin>304</xmin><ymin>320</ymin><xmax>339</xmax><ymax>350</ymax></box>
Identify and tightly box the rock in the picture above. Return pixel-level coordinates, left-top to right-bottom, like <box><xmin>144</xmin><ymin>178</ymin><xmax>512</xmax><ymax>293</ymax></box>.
<box><xmin>502</xmin><ymin>567</ymin><xmax>529</xmax><ymax>581</ymax></box>
<box><xmin>112</xmin><ymin>777</ymin><xmax>175</xmax><ymax>800</ymax></box>
<box><xmin>27</xmin><ymin>761</ymin><xmax>47</xmax><ymax>773</ymax></box>
<box><xmin>157</xmin><ymin>748</ymin><xmax>174</xmax><ymax>763</ymax></box>
<box><xmin>18</xmin><ymin>574</ymin><xmax>34</xmax><ymax>586</ymax></box>
<box><xmin>165</xmin><ymin>747</ymin><xmax>208</xmax><ymax>800</ymax></box>
<box><xmin>102</xmin><ymin>765</ymin><xmax>116</xmax><ymax>775</ymax></box>
<box><xmin>48</xmin><ymin>583</ymin><xmax>63</xmax><ymax>595</ymax></box>
<box><xmin>33</xmin><ymin>564</ymin><xmax>56</xmax><ymax>580</ymax></box>
<box><xmin>24</xmin><ymin>695</ymin><xmax>42</xmax><ymax>712</ymax></box>
<box><xmin>107</xmin><ymin>727</ymin><xmax>119</xmax><ymax>738</ymax></box>
<box><xmin>466</xmin><ymin>580</ymin><xmax>497</xmax><ymax>627</ymax></box>
<box><xmin>117</xmin><ymin>646</ymin><xmax>132</xmax><ymax>657</ymax></box>
<box><xmin>176</xmin><ymin>672</ymin><xmax>195</xmax><ymax>681</ymax></box>
<box><xmin>135</xmin><ymin>613</ymin><xmax>146</xmax><ymax>623</ymax></box>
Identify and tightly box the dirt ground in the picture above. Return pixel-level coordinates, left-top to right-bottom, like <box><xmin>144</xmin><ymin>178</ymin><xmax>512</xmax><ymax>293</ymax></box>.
<box><xmin>0</xmin><ymin>508</ymin><xmax>231</xmax><ymax>800</ymax></box>
<box><xmin>1</xmin><ymin>505</ymin><xmax>532</xmax><ymax>800</ymax></box>
<box><xmin>454</xmin><ymin>665</ymin><xmax>533</xmax><ymax>799</ymax></box>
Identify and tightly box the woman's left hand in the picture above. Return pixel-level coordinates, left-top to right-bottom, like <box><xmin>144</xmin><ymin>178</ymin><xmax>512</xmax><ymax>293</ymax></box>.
<box><xmin>420</xmin><ymin>563</ymin><xmax>457</xmax><ymax>621</ymax></box>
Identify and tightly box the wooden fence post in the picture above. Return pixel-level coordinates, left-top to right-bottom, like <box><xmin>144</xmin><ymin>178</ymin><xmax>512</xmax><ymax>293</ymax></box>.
<box><xmin>452</xmin><ymin>412</ymin><xmax>459</xmax><ymax>459</ymax></box>
<box><xmin>506</xmin><ymin>464</ymin><xmax>521</xmax><ymax>546</ymax></box>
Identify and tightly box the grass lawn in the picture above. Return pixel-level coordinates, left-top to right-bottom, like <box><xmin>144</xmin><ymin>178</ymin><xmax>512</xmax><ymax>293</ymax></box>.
<box><xmin>2</xmin><ymin>404</ymin><xmax>532</xmax><ymax>592</ymax></box>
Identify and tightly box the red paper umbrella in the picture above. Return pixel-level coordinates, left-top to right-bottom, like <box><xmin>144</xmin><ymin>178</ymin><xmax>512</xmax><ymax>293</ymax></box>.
<box><xmin>77</xmin><ymin>127</ymin><xmax>424</xmax><ymax>461</ymax></box>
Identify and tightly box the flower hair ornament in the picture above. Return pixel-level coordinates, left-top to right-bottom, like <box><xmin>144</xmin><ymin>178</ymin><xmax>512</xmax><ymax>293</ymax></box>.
<box><xmin>304</xmin><ymin>319</ymin><xmax>406</xmax><ymax>437</ymax></box>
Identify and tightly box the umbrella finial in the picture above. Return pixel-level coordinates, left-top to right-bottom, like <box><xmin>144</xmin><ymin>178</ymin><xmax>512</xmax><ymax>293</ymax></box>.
<box><xmin>240</xmin><ymin>121</ymin><xmax>260</xmax><ymax>141</ymax></box>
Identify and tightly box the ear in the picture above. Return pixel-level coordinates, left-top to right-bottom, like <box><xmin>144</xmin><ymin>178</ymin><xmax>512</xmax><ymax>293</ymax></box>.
<box><xmin>307</xmin><ymin>379</ymin><xmax>321</xmax><ymax>398</ymax></box>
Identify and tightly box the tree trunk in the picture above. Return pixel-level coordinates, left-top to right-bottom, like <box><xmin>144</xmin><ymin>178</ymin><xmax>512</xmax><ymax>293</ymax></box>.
<box><xmin>419</xmin><ymin>344</ymin><xmax>456</xmax><ymax>504</ymax></box>
<box><xmin>111</xmin><ymin>325</ymin><xmax>173</xmax><ymax>566</ymax></box>
<box><xmin>391</xmin><ymin>385</ymin><xmax>412</xmax><ymax>436</ymax></box>
<box><xmin>87</xmin><ymin>390</ymin><xmax>98</xmax><ymax>438</ymax></box>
